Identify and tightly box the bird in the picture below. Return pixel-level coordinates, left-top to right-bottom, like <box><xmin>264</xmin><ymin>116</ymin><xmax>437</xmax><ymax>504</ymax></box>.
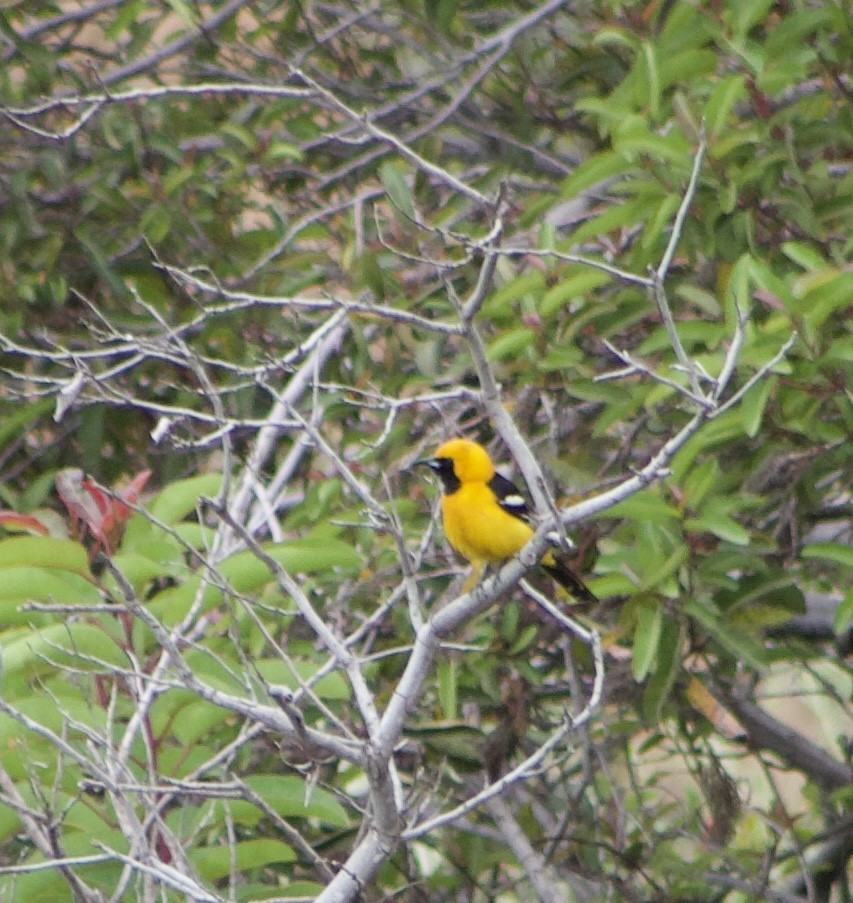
<box><xmin>414</xmin><ymin>438</ymin><xmax>597</xmax><ymax>603</ymax></box>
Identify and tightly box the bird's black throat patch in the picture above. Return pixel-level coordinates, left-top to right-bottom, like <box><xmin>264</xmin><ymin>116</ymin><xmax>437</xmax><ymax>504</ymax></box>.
<box><xmin>426</xmin><ymin>457</ymin><xmax>460</xmax><ymax>494</ymax></box>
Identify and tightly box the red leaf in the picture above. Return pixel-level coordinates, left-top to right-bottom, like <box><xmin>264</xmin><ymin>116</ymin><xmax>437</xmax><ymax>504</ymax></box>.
<box><xmin>56</xmin><ymin>468</ymin><xmax>153</xmax><ymax>558</ymax></box>
<box><xmin>0</xmin><ymin>511</ymin><xmax>51</xmax><ymax>536</ymax></box>
<box><xmin>56</xmin><ymin>469</ymin><xmax>105</xmax><ymax>534</ymax></box>
<box><xmin>112</xmin><ymin>469</ymin><xmax>153</xmax><ymax>521</ymax></box>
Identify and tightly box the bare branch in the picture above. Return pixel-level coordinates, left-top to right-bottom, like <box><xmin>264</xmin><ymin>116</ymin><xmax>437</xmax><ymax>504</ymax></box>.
<box><xmin>289</xmin><ymin>66</ymin><xmax>491</xmax><ymax>208</ymax></box>
<box><xmin>717</xmin><ymin>689</ymin><xmax>853</xmax><ymax>791</ymax></box>
<box><xmin>648</xmin><ymin>130</ymin><xmax>708</xmax><ymax>400</ymax></box>
<box><xmin>712</xmin><ymin>332</ymin><xmax>797</xmax><ymax>417</ymax></box>
<box><xmin>159</xmin><ymin>263</ymin><xmax>463</xmax><ymax>336</ymax></box>
<box><xmin>656</xmin><ymin>126</ymin><xmax>707</xmax><ymax>283</ymax></box>
<box><xmin>485</xmin><ymin>795</ymin><xmax>567</xmax><ymax>903</ymax></box>
<box><xmin>3</xmin><ymin>81</ymin><xmax>314</xmax><ymax>118</ymax></box>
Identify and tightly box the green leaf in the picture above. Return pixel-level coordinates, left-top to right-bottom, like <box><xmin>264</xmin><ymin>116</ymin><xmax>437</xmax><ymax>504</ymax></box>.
<box><xmin>254</xmin><ymin>659</ymin><xmax>350</xmax><ymax>700</ymax></box>
<box><xmin>726</xmin><ymin>253</ymin><xmax>754</xmax><ymax>312</ymax></box>
<box><xmin>0</xmin><ymin>567</ymin><xmax>100</xmax><ymax>626</ymax></box>
<box><xmin>163</xmin><ymin>0</ymin><xmax>198</xmax><ymax>27</ymax></box>
<box><xmin>834</xmin><ymin>590</ymin><xmax>853</xmax><ymax>633</ymax></box>
<box><xmin>0</xmin><ymin>866</ymin><xmax>63</xmax><ymax>901</ymax></box>
<box><xmin>438</xmin><ymin>659</ymin><xmax>458</xmax><ymax>720</ymax></box>
<box><xmin>685</xmin><ymin>596</ymin><xmax>767</xmax><ymax>670</ymax></box>
<box><xmin>633</xmin><ymin>600</ymin><xmax>664</xmax><ymax>682</ymax></box>
<box><xmin>0</xmin><ymin>784</ymin><xmax>21</xmax><ymax>840</ymax></box>
<box><xmin>639</xmin><ymin>41</ymin><xmax>660</xmax><ymax>119</ymax></box>
<box><xmin>568</xmin><ymin>196</ymin><xmax>659</xmax><ymax>247</ymax></box>
<box><xmin>509</xmin><ymin>624</ymin><xmax>538</xmax><ymax>656</ymax></box>
<box><xmin>500</xmin><ymin>598</ymin><xmax>520</xmax><ymax>642</ymax></box>
<box><xmin>563</xmin><ymin>378</ymin><xmax>634</xmax><ymax>406</ymax></box>
<box><xmin>597</xmin><ymin>491</ymin><xmax>680</xmax><ymax>525</ymax></box>
<box><xmin>643</xmin><ymin>617</ymin><xmax>684</xmax><ymax>722</ymax></box>
<box><xmin>379</xmin><ymin>161</ymin><xmax>415</xmax><ymax>220</ymax></box>
<box><xmin>705</xmin><ymin>75</ymin><xmax>746</xmax><ymax>140</ymax></box>
<box><xmin>717</xmin><ymin>573</ymin><xmax>805</xmax><ymax>617</ymax></box>
<box><xmin>683</xmin><ymin>514</ymin><xmax>749</xmax><ymax>545</ymax></box>
<box><xmin>240</xmin><ymin>775</ymin><xmax>350</xmax><ymax>827</ymax></box>
<box><xmin>781</xmin><ymin>241</ymin><xmax>826</xmax><ymax>271</ymax></box>
<box><xmin>425</xmin><ymin>0</ymin><xmax>458</xmax><ymax>33</ymax></box>
<box><xmin>169</xmin><ymin>521</ymin><xmax>214</xmax><ymax>551</ymax></box>
<box><xmin>661</xmin><ymin>47</ymin><xmax>717</xmax><ymax>87</ymax></box>
<box><xmin>560</xmin><ymin>151</ymin><xmax>632</xmax><ymax>199</ymax></box>
<box><xmin>1</xmin><ymin>622</ymin><xmax>126</xmax><ymax>682</ymax></box>
<box><xmin>0</xmin><ymin>694</ymin><xmax>101</xmax><ymax>753</ymax></box>
<box><xmin>237</xmin><ymin>881</ymin><xmax>323</xmax><ymax>902</ymax></box>
<box><xmin>685</xmin><ymin>498</ymin><xmax>750</xmax><ymax>545</ymax></box>
<box><xmin>0</xmin><ymin>536</ymin><xmax>91</xmax><ymax>576</ymax></box>
<box><xmin>748</xmin><ymin>256</ymin><xmax>800</xmax><ymax>314</ymax></box>
<box><xmin>264</xmin><ymin>141</ymin><xmax>303</xmax><ymax>162</ymax></box>
<box><xmin>640</xmin><ymin>193</ymin><xmax>680</xmax><ymax>251</ymax></box>
<box><xmin>172</xmin><ymin>698</ymin><xmax>233</xmax><ymax>745</ymax></box>
<box><xmin>192</xmin><ymin>839</ymin><xmax>296</xmax><ymax>882</ymax></box>
<box><xmin>802</xmin><ymin>542</ymin><xmax>853</xmax><ymax>568</ymax></box>
<box><xmin>161</xmin><ymin>163</ymin><xmax>194</xmax><ymax>196</ymax></box>
<box><xmin>672</xmin><ymin>409</ymin><xmax>752</xmax><ymax>479</ymax></box>
<box><xmin>586</xmin><ymin>572</ymin><xmax>637</xmax><ymax>598</ymax></box>
<box><xmin>794</xmin><ymin>270</ymin><xmax>853</xmax><ymax>331</ymax></box>
<box><xmin>640</xmin><ymin>545</ymin><xmax>688</xmax><ymax>593</ymax></box>
<box><xmin>825</xmin><ymin>336</ymin><xmax>853</xmax><ymax>363</ymax></box>
<box><xmin>740</xmin><ymin>376</ymin><xmax>775</xmax><ymax>438</ymax></box>
<box><xmin>404</xmin><ymin>721</ymin><xmax>485</xmax><ymax>766</ymax></box>
<box><xmin>218</xmin><ymin>538</ymin><xmax>362</xmax><ymax>590</ymax></box>
<box><xmin>612</xmin><ymin>130</ymin><xmax>689</xmax><ymax>165</ymax></box>
<box><xmin>106</xmin><ymin>550</ymin><xmax>182</xmax><ymax>592</ymax></box>
<box><xmin>62</xmin><ymin>797</ymin><xmax>126</xmax><ymax>844</ymax></box>
<box><xmin>140</xmin><ymin>204</ymin><xmax>171</xmax><ymax>243</ymax></box>
<box><xmin>0</xmin><ymin>398</ymin><xmax>53</xmax><ymax>453</ymax></box>
<box><xmin>591</xmin><ymin>28</ymin><xmax>638</xmax><ymax>52</ymax></box>
<box><xmin>146</xmin><ymin>474</ymin><xmax>223</xmax><ymax>525</ymax></box>
<box><xmin>636</xmin><ymin>320</ymin><xmax>726</xmax><ymax>356</ymax></box>
<box><xmin>764</xmin><ymin>8</ymin><xmax>829</xmax><ymax>57</ymax></box>
<box><xmin>727</xmin><ymin>0</ymin><xmax>774</xmax><ymax>38</ymax></box>
<box><xmin>146</xmin><ymin>575</ymin><xmax>213</xmax><ymax>625</ymax></box>
<box><xmin>681</xmin><ymin>457</ymin><xmax>721</xmax><ymax>510</ymax></box>
<box><xmin>483</xmin><ymin>271</ymin><xmax>546</xmax><ymax>317</ymax></box>
<box><xmin>221</xmin><ymin>122</ymin><xmax>256</xmax><ymax>151</ymax></box>
<box><xmin>105</xmin><ymin>0</ymin><xmax>146</xmax><ymax>38</ymax></box>
<box><xmin>487</xmin><ymin>327</ymin><xmax>535</xmax><ymax>361</ymax></box>
<box><xmin>539</xmin><ymin>269</ymin><xmax>611</xmax><ymax>317</ymax></box>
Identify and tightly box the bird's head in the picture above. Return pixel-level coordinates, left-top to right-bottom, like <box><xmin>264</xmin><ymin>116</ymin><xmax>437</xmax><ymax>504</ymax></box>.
<box><xmin>414</xmin><ymin>438</ymin><xmax>495</xmax><ymax>491</ymax></box>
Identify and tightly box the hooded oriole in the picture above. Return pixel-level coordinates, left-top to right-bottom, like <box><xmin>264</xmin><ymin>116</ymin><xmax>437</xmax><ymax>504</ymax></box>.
<box><xmin>415</xmin><ymin>438</ymin><xmax>596</xmax><ymax>603</ymax></box>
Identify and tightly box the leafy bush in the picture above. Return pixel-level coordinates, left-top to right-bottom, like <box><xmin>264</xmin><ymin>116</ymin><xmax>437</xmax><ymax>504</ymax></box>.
<box><xmin>0</xmin><ymin>1</ymin><xmax>850</xmax><ymax>901</ymax></box>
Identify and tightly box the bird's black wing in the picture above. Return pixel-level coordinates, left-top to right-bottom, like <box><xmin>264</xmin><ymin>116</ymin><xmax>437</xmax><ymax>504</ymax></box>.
<box><xmin>491</xmin><ymin>472</ymin><xmax>598</xmax><ymax>604</ymax></box>
<box><xmin>488</xmin><ymin>472</ymin><xmax>532</xmax><ymax>523</ymax></box>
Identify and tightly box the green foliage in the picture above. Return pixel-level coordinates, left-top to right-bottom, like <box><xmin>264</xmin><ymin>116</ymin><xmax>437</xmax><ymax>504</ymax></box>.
<box><xmin>0</xmin><ymin>481</ymin><xmax>361</xmax><ymax>898</ymax></box>
<box><xmin>1</xmin><ymin>0</ymin><xmax>851</xmax><ymax>900</ymax></box>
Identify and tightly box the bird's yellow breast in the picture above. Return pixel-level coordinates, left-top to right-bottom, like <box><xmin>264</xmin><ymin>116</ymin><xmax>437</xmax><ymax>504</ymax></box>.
<box><xmin>440</xmin><ymin>482</ymin><xmax>534</xmax><ymax>565</ymax></box>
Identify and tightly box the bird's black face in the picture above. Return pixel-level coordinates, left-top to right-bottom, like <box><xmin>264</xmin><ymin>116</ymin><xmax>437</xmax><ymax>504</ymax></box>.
<box><xmin>414</xmin><ymin>456</ymin><xmax>460</xmax><ymax>494</ymax></box>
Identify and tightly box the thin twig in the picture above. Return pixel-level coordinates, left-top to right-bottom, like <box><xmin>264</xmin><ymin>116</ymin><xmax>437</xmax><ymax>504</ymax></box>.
<box><xmin>656</xmin><ymin>125</ymin><xmax>707</xmax><ymax>282</ymax></box>
<box><xmin>596</xmin><ymin>340</ymin><xmax>716</xmax><ymax>409</ymax></box>
<box><xmin>649</xmin><ymin>128</ymin><xmax>708</xmax><ymax>399</ymax></box>
<box><xmin>290</xmin><ymin>66</ymin><xmax>491</xmax><ymax>208</ymax></box>
<box><xmin>712</xmin><ymin>332</ymin><xmax>797</xmax><ymax>418</ymax></box>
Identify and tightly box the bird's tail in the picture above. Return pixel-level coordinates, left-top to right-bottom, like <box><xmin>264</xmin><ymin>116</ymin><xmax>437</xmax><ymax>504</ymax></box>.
<box><xmin>540</xmin><ymin>551</ymin><xmax>598</xmax><ymax>604</ymax></box>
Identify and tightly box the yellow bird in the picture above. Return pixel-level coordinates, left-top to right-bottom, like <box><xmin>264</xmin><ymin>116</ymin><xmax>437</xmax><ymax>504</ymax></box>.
<box><xmin>415</xmin><ymin>438</ymin><xmax>596</xmax><ymax>602</ymax></box>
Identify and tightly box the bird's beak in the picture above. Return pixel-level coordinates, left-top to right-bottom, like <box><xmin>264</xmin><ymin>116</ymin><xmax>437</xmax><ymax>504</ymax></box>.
<box><xmin>411</xmin><ymin>457</ymin><xmax>436</xmax><ymax>471</ymax></box>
